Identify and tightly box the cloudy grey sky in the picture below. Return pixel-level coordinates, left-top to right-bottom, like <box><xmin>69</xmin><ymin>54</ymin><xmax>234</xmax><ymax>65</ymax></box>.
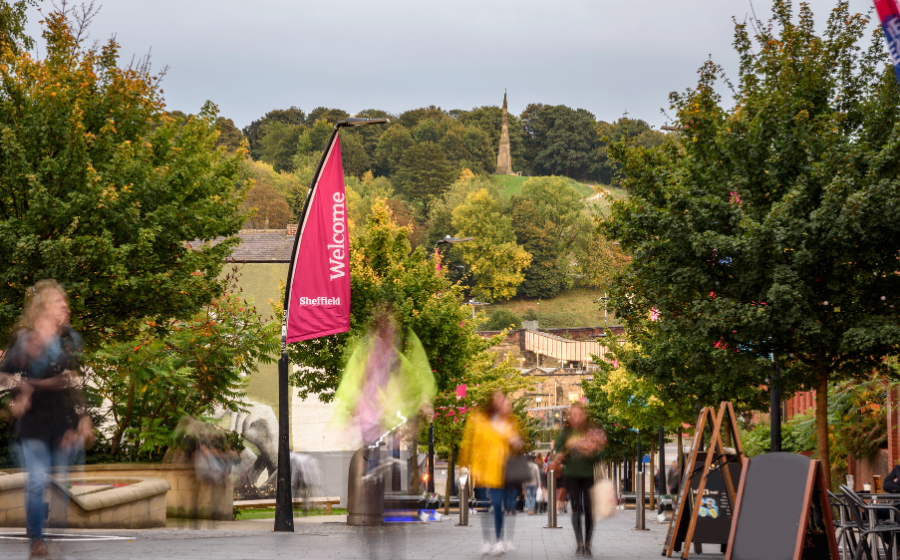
<box><xmin>25</xmin><ymin>0</ymin><xmax>878</xmax><ymax>129</ymax></box>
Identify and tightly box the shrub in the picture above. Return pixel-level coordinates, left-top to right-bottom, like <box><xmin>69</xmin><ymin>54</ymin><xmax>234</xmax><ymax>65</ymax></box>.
<box><xmin>479</xmin><ymin>309</ymin><xmax>522</xmax><ymax>331</ymax></box>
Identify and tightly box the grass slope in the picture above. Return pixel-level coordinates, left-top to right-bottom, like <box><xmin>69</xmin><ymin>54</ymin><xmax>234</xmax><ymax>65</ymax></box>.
<box><xmin>491</xmin><ymin>175</ymin><xmax>596</xmax><ymax>199</ymax></box>
<box><xmin>489</xmin><ymin>288</ymin><xmax>619</xmax><ymax>329</ymax></box>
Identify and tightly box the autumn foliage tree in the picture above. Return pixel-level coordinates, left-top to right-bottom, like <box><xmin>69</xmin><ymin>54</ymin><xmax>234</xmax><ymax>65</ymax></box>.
<box><xmin>0</xmin><ymin>13</ymin><xmax>246</xmax><ymax>347</ymax></box>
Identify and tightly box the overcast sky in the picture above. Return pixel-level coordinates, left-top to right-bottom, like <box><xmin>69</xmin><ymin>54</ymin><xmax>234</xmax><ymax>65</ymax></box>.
<box><xmin>25</xmin><ymin>0</ymin><xmax>878</xmax><ymax>129</ymax></box>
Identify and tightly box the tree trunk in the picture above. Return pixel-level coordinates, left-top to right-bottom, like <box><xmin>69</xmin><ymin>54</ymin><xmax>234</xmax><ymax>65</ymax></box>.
<box><xmin>816</xmin><ymin>371</ymin><xmax>831</xmax><ymax>490</ymax></box>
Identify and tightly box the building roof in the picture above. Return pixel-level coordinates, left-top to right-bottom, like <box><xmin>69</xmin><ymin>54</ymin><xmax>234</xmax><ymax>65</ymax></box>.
<box><xmin>194</xmin><ymin>228</ymin><xmax>296</xmax><ymax>263</ymax></box>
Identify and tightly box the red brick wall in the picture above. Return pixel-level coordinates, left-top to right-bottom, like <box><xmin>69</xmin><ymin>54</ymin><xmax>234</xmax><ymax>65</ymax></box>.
<box><xmin>847</xmin><ymin>449</ymin><xmax>890</xmax><ymax>491</ymax></box>
<box><xmin>784</xmin><ymin>390</ymin><xmax>817</xmax><ymax>421</ymax></box>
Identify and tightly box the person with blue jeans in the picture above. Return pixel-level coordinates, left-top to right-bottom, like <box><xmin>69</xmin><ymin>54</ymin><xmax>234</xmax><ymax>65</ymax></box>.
<box><xmin>1</xmin><ymin>281</ymin><xmax>92</xmax><ymax>559</ymax></box>
<box><xmin>524</xmin><ymin>457</ymin><xmax>541</xmax><ymax>514</ymax></box>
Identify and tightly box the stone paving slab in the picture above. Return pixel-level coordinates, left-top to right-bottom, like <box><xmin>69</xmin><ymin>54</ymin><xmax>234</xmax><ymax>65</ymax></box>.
<box><xmin>0</xmin><ymin>509</ymin><xmax>726</xmax><ymax>559</ymax></box>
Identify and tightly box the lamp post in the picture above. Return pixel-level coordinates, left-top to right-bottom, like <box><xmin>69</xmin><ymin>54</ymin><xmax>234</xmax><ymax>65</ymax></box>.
<box><xmin>434</xmin><ymin>235</ymin><xmax>474</xmax><ymax>273</ymax></box>
<box><xmin>275</xmin><ymin>116</ymin><xmax>389</xmax><ymax>532</ymax></box>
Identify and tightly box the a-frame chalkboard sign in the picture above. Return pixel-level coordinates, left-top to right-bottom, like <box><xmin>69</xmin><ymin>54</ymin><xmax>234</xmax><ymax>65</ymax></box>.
<box><xmin>662</xmin><ymin>402</ymin><xmax>745</xmax><ymax>558</ymax></box>
<box><xmin>725</xmin><ymin>454</ymin><xmax>838</xmax><ymax>560</ymax></box>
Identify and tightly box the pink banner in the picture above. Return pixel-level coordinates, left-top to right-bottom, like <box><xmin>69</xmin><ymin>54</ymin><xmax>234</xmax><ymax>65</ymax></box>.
<box><xmin>286</xmin><ymin>135</ymin><xmax>351</xmax><ymax>342</ymax></box>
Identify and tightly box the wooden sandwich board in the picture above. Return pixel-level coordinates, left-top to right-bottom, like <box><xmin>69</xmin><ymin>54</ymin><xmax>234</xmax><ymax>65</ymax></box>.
<box><xmin>663</xmin><ymin>402</ymin><xmax>745</xmax><ymax>558</ymax></box>
<box><xmin>725</xmin><ymin>454</ymin><xmax>838</xmax><ymax>560</ymax></box>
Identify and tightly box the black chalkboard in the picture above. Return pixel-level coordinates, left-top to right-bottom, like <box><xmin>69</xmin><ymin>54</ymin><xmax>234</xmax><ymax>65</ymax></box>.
<box><xmin>668</xmin><ymin>453</ymin><xmax>741</xmax><ymax>552</ymax></box>
<box><xmin>726</xmin><ymin>453</ymin><xmax>838</xmax><ymax>560</ymax></box>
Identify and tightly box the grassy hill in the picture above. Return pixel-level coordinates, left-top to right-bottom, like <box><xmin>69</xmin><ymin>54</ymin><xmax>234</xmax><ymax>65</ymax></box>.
<box><xmin>488</xmin><ymin>288</ymin><xmax>619</xmax><ymax>329</ymax></box>
<box><xmin>491</xmin><ymin>175</ymin><xmax>596</xmax><ymax>199</ymax></box>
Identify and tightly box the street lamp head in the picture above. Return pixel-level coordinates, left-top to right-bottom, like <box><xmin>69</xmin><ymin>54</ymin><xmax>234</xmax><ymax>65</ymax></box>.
<box><xmin>436</xmin><ymin>236</ymin><xmax>474</xmax><ymax>246</ymax></box>
<box><xmin>336</xmin><ymin>117</ymin><xmax>390</xmax><ymax>128</ymax></box>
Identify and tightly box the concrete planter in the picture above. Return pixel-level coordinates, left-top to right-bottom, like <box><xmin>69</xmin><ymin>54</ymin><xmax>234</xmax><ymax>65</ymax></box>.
<box><xmin>0</xmin><ymin>472</ymin><xmax>170</xmax><ymax>529</ymax></box>
<box><xmin>1</xmin><ymin>462</ymin><xmax>233</xmax><ymax>521</ymax></box>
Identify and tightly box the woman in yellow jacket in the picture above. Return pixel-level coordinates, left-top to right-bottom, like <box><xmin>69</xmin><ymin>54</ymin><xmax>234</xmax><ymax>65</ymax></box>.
<box><xmin>460</xmin><ymin>391</ymin><xmax>521</xmax><ymax>556</ymax></box>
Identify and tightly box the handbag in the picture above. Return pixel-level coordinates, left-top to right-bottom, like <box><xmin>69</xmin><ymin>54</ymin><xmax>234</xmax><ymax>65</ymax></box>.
<box><xmin>591</xmin><ymin>463</ymin><xmax>617</xmax><ymax>520</ymax></box>
<box><xmin>536</xmin><ymin>486</ymin><xmax>544</xmax><ymax>503</ymax></box>
<box><xmin>505</xmin><ymin>454</ymin><xmax>531</xmax><ymax>486</ymax></box>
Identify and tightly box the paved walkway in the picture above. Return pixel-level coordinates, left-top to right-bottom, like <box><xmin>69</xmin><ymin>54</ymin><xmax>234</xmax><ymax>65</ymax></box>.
<box><xmin>0</xmin><ymin>509</ymin><xmax>725</xmax><ymax>559</ymax></box>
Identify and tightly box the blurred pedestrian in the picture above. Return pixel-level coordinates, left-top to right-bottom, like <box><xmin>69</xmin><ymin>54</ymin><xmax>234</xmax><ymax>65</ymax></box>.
<box><xmin>0</xmin><ymin>281</ymin><xmax>92</xmax><ymax>559</ymax></box>
<box><xmin>459</xmin><ymin>391</ymin><xmax>521</xmax><ymax>556</ymax></box>
<box><xmin>552</xmin><ymin>402</ymin><xmax>605</xmax><ymax>557</ymax></box>
<box><xmin>524</xmin><ymin>456</ymin><xmax>541</xmax><ymax>514</ymax></box>
<box><xmin>666</xmin><ymin>460</ymin><xmax>681</xmax><ymax>495</ymax></box>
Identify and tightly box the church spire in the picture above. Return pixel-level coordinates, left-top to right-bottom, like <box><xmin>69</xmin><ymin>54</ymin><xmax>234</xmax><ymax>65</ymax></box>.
<box><xmin>495</xmin><ymin>90</ymin><xmax>513</xmax><ymax>175</ymax></box>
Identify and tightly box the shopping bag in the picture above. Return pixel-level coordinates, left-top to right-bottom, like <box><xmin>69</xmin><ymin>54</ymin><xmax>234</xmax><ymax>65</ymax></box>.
<box><xmin>592</xmin><ymin>462</ymin><xmax>617</xmax><ymax>520</ymax></box>
<box><xmin>592</xmin><ymin>479</ymin><xmax>617</xmax><ymax>520</ymax></box>
<box><xmin>536</xmin><ymin>487</ymin><xmax>543</xmax><ymax>503</ymax></box>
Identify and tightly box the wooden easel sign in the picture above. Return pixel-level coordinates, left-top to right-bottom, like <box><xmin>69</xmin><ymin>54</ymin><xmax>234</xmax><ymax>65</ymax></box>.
<box><xmin>725</xmin><ymin>454</ymin><xmax>839</xmax><ymax>560</ymax></box>
<box><xmin>663</xmin><ymin>402</ymin><xmax>744</xmax><ymax>558</ymax></box>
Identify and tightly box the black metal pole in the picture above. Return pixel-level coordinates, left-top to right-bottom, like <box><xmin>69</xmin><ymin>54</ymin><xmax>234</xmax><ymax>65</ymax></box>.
<box><xmin>771</xmin><ymin>365</ymin><xmax>782</xmax><ymax>453</ymax></box>
<box><xmin>427</xmin><ymin>422</ymin><xmax>435</xmax><ymax>493</ymax></box>
<box><xmin>658</xmin><ymin>425</ymin><xmax>666</xmax><ymax>495</ymax></box>
<box><xmin>636</xmin><ymin>432</ymin><xmax>642</xmax><ymax>473</ymax></box>
<box><xmin>274</xmin><ymin>352</ymin><xmax>294</xmax><ymax>532</ymax></box>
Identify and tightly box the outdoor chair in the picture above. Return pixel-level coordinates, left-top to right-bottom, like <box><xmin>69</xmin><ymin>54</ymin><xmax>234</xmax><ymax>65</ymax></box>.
<box><xmin>829</xmin><ymin>489</ymin><xmax>861</xmax><ymax>560</ymax></box>
<box><xmin>840</xmin><ymin>485</ymin><xmax>900</xmax><ymax>560</ymax></box>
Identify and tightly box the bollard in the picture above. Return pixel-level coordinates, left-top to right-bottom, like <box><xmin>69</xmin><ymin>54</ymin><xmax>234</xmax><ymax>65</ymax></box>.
<box><xmin>456</xmin><ymin>481</ymin><xmax>469</xmax><ymax>526</ymax></box>
<box><xmin>544</xmin><ymin>469</ymin><xmax>561</xmax><ymax>529</ymax></box>
<box><xmin>635</xmin><ymin>469</ymin><xmax>647</xmax><ymax>530</ymax></box>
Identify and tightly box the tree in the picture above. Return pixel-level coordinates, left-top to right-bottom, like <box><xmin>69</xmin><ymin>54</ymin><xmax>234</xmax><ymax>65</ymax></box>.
<box><xmin>594</xmin><ymin>118</ymin><xmax>666</xmax><ymax>184</ymax></box>
<box><xmin>305</xmin><ymin>106</ymin><xmax>348</xmax><ymax>125</ymax></box>
<box><xmin>374</xmin><ymin>124</ymin><xmax>415</xmax><ymax>176</ymax></box>
<box><xmin>510</xmin><ymin>176</ymin><xmax>593</xmax><ymax>298</ymax></box>
<box><xmin>241</xmin><ymin>183</ymin><xmax>295</xmax><ymax>229</ymax></box>
<box><xmin>393</xmin><ymin>142</ymin><xmax>457</xmax><ymax>216</ymax></box>
<box><xmin>339</xmin><ymin>130</ymin><xmax>371</xmax><ymax>178</ymax></box>
<box><xmin>237</xmin><ymin>159</ymin><xmax>307</xmax><ymax>216</ymax></box>
<box><xmin>452</xmin><ymin>189</ymin><xmax>532</xmax><ymax>301</ymax></box>
<box><xmin>242</xmin><ymin>106</ymin><xmax>306</xmax><ymax>160</ymax></box>
<box><xmin>397</xmin><ymin>105</ymin><xmax>446</xmax><ymax>129</ymax></box>
<box><xmin>602</xmin><ymin>1</ymin><xmax>900</xmax><ymax>489</ymax></box>
<box><xmin>0</xmin><ymin>0</ymin><xmax>39</xmax><ymax>53</ymax></box>
<box><xmin>258</xmin><ymin>121</ymin><xmax>303</xmax><ymax>172</ymax></box>
<box><xmin>414</xmin><ymin>119</ymin><xmax>443</xmax><ymax>144</ymax></box>
<box><xmin>86</xmin><ymin>271</ymin><xmax>278</xmax><ymax>459</ymax></box>
<box><xmin>215</xmin><ymin>116</ymin><xmax>245</xmax><ymax>152</ymax></box>
<box><xmin>0</xmin><ymin>13</ymin><xmax>246</xmax><ymax>347</ymax></box>
<box><xmin>286</xmin><ymin>199</ymin><xmax>500</xmax><ymax>401</ymax></box>
<box><xmin>479</xmin><ymin>308</ymin><xmax>522</xmax><ymax>331</ymax></box>
<box><xmin>296</xmin><ymin>119</ymin><xmax>334</xmax><ymax>155</ymax></box>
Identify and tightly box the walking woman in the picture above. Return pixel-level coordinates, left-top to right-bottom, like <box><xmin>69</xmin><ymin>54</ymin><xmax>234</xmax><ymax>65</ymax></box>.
<box><xmin>0</xmin><ymin>281</ymin><xmax>93</xmax><ymax>558</ymax></box>
<box><xmin>459</xmin><ymin>391</ymin><xmax>521</xmax><ymax>556</ymax></box>
<box><xmin>552</xmin><ymin>402</ymin><xmax>606</xmax><ymax>557</ymax></box>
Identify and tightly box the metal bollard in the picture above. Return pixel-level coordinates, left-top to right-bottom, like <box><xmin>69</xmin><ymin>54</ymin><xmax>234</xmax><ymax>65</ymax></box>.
<box><xmin>456</xmin><ymin>481</ymin><xmax>469</xmax><ymax>526</ymax></box>
<box><xmin>635</xmin><ymin>469</ymin><xmax>647</xmax><ymax>530</ymax></box>
<box><xmin>544</xmin><ymin>470</ymin><xmax>561</xmax><ymax>529</ymax></box>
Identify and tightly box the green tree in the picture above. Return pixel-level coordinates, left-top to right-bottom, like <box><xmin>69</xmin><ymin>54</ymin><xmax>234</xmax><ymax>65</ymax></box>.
<box><xmin>510</xmin><ymin>176</ymin><xmax>593</xmax><ymax>298</ymax></box>
<box><xmin>242</xmin><ymin>106</ymin><xmax>306</xmax><ymax>160</ymax></box>
<box><xmin>594</xmin><ymin>118</ymin><xmax>666</xmax><ymax>184</ymax></box>
<box><xmin>393</xmin><ymin>142</ymin><xmax>457</xmax><ymax>216</ymax></box>
<box><xmin>286</xmin><ymin>199</ymin><xmax>499</xmax><ymax>400</ymax></box>
<box><xmin>305</xmin><ymin>106</ymin><xmax>348</xmax><ymax>125</ymax></box>
<box><xmin>1</xmin><ymin>0</ymin><xmax>39</xmax><ymax>53</ymax></box>
<box><xmin>339</xmin><ymin>130</ymin><xmax>371</xmax><ymax>178</ymax></box>
<box><xmin>452</xmin><ymin>189</ymin><xmax>531</xmax><ymax>301</ymax></box>
<box><xmin>215</xmin><ymin>116</ymin><xmax>245</xmax><ymax>152</ymax></box>
<box><xmin>86</xmin><ymin>275</ymin><xmax>277</xmax><ymax>458</ymax></box>
<box><xmin>374</xmin><ymin>124</ymin><xmax>415</xmax><ymax>176</ymax></box>
<box><xmin>414</xmin><ymin>119</ymin><xmax>443</xmax><ymax>144</ymax></box>
<box><xmin>397</xmin><ymin>105</ymin><xmax>446</xmax><ymax>129</ymax></box>
<box><xmin>296</xmin><ymin>119</ymin><xmax>334</xmax><ymax>155</ymax></box>
<box><xmin>479</xmin><ymin>308</ymin><xmax>522</xmax><ymax>331</ymax></box>
<box><xmin>602</xmin><ymin>0</ymin><xmax>900</xmax><ymax>489</ymax></box>
<box><xmin>259</xmin><ymin>121</ymin><xmax>303</xmax><ymax>172</ymax></box>
<box><xmin>0</xmin><ymin>14</ymin><xmax>246</xmax><ymax>347</ymax></box>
